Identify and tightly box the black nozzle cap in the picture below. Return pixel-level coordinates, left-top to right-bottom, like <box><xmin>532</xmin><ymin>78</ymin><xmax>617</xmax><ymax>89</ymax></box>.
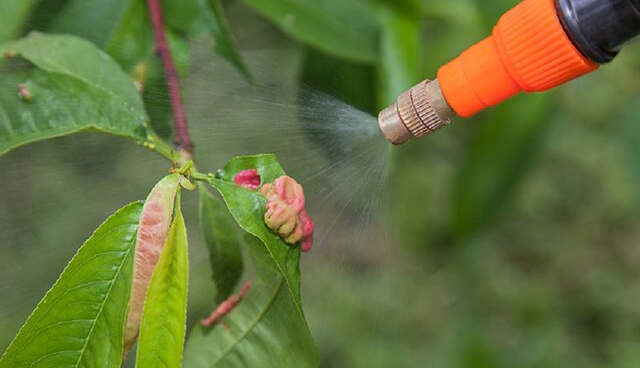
<box><xmin>556</xmin><ymin>0</ymin><xmax>640</xmax><ymax>64</ymax></box>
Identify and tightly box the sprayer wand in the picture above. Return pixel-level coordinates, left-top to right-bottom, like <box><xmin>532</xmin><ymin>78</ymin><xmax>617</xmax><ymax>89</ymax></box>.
<box><xmin>379</xmin><ymin>0</ymin><xmax>640</xmax><ymax>144</ymax></box>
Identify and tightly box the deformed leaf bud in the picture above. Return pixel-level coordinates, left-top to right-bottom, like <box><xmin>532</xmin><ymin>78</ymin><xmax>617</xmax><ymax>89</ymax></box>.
<box><xmin>260</xmin><ymin>176</ymin><xmax>314</xmax><ymax>252</ymax></box>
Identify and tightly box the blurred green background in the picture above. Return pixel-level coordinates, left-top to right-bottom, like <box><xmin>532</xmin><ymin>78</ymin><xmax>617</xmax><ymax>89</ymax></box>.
<box><xmin>2</xmin><ymin>0</ymin><xmax>640</xmax><ymax>367</ymax></box>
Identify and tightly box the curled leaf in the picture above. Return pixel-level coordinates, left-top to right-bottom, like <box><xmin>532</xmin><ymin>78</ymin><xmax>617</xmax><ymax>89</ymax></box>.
<box><xmin>260</xmin><ymin>176</ymin><xmax>314</xmax><ymax>252</ymax></box>
<box><xmin>135</xmin><ymin>201</ymin><xmax>188</xmax><ymax>368</ymax></box>
<box><xmin>124</xmin><ymin>174</ymin><xmax>181</xmax><ymax>352</ymax></box>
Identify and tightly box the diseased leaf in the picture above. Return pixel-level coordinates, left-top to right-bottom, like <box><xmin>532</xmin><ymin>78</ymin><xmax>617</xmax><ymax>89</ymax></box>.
<box><xmin>199</xmin><ymin>185</ymin><xmax>244</xmax><ymax>302</ymax></box>
<box><xmin>125</xmin><ymin>174</ymin><xmax>181</xmax><ymax>352</ymax></box>
<box><xmin>240</xmin><ymin>0</ymin><xmax>379</xmax><ymax>63</ymax></box>
<box><xmin>215</xmin><ymin>154</ymin><xmax>286</xmax><ymax>185</ymax></box>
<box><xmin>0</xmin><ymin>201</ymin><xmax>143</xmax><ymax>368</ymax></box>
<box><xmin>209</xmin><ymin>155</ymin><xmax>303</xmax><ymax>306</ymax></box>
<box><xmin>0</xmin><ymin>33</ymin><xmax>149</xmax><ymax>156</ymax></box>
<box><xmin>451</xmin><ymin>93</ymin><xmax>554</xmax><ymax>240</ymax></box>
<box><xmin>183</xmin><ymin>154</ymin><xmax>319</xmax><ymax>368</ymax></box>
<box><xmin>135</xmin><ymin>201</ymin><xmax>189</xmax><ymax>368</ymax></box>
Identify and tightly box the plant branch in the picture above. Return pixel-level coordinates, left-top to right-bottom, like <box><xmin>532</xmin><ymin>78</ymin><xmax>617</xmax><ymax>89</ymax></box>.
<box><xmin>146</xmin><ymin>0</ymin><xmax>193</xmax><ymax>157</ymax></box>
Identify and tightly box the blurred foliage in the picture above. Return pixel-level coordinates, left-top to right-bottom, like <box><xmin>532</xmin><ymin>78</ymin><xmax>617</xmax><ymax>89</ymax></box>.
<box><xmin>1</xmin><ymin>0</ymin><xmax>640</xmax><ymax>367</ymax></box>
<box><xmin>0</xmin><ymin>0</ymin><xmax>38</xmax><ymax>42</ymax></box>
<box><xmin>238</xmin><ymin>0</ymin><xmax>379</xmax><ymax>63</ymax></box>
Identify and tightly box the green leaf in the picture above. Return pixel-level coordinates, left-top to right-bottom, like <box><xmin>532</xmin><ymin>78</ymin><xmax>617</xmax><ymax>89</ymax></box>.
<box><xmin>377</xmin><ymin>6</ymin><xmax>422</xmax><ymax>107</ymax></box>
<box><xmin>183</xmin><ymin>154</ymin><xmax>319</xmax><ymax>368</ymax></box>
<box><xmin>49</xmin><ymin>0</ymin><xmax>247</xmax><ymax>132</ymax></box>
<box><xmin>450</xmin><ymin>93</ymin><xmax>554</xmax><ymax>240</ymax></box>
<box><xmin>0</xmin><ymin>33</ymin><xmax>149</xmax><ymax>156</ymax></box>
<box><xmin>135</xmin><ymin>201</ymin><xmax>189</xmax><ymax>368</ymax></box>
<box><xmin>49</xmin><ymin>0</ymin><xmax>136</xmax><ymax>53</ymax></box>
<box><xmin>49</xmin><ymin>0</ymin><xmax>155</xmax><ymax>73</ymax></box>
<box><xmin>0</xmin><ymin>201</ymin><xmax>143</xmax><ymax>368</ymax></box>
<box><xmin>240</xmin><ymin>0</ymin><xmax>379</xmax><ymax>63</ymax></box>
<box><xmin>199</xmin><ymin>185</ymin><xmax>244</xmax><ymax>302</ymax></box>
<box><xmin>97</xmin><ymin>0</ymin><xmax>155</xmax><ymax>73</ymax></box>
<box><xmin>161</xmin><ymin>0</ymin><xmax>251</xmax><ymax>79</ymax></box>
<box><xmin>0</xmin><ymin>0</ymin><xmax>38</xmax><ymax>42</ymax></box>
<box><xmin>183</xmin><ymin>236</ymin><xmax>318</xmax><ymax>368</ymax></box>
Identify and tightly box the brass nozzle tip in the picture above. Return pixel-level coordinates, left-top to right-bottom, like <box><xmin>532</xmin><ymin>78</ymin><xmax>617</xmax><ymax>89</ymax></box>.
<box><xmin>378</xmin><ymin>104</ymin><xmax>411</xmax><ymax>145</ymax></box>
<box><xmin>377</xmin><ymin>79</ymin><xmax>455</xmax><ymax>145</ymax></box>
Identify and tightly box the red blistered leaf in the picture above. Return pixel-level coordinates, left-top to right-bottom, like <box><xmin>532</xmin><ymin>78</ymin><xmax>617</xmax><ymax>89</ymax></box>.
<box><xmin>234</xmin><ymin>169</ymin><xmax>261</xmax><ymax>190</ymax></box>
<box><xmin>260</xmin><ymin>176</ymin><xmax>314</xmax><ymax>252</ymax></box>
<box><xmin>124</xmin><ymin>174</ymin><xmax>180</xmax><ymax>353</ymax></box>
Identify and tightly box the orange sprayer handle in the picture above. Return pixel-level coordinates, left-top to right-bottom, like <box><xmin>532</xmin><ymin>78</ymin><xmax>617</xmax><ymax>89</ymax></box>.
<box><xmin>437</xmin><ymin>0</ymin><xmax>598</xmax><ymax>118</ymax></box>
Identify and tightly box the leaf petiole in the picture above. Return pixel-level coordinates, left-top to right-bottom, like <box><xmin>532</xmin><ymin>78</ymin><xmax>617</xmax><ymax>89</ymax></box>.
<box><xmin>178</xmin><ymin>160</ymin><xmax>194</xmax><ymax>176</ymax></box>
<box><xmin>191</xmin><ymin>171</ymin><xmax>213</xmax><ymax>182</ymax></box>
<box><xmin>143</xmin><ymin>130</ymin><xmax>174</xmax><ymax>161</ymax></box>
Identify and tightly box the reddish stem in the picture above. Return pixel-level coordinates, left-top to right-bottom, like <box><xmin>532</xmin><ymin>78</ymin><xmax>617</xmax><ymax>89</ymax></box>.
<box><xmin>146</xmin><ymin>0</ymin><xmax>193</xmax><ymax>156</ymax></box>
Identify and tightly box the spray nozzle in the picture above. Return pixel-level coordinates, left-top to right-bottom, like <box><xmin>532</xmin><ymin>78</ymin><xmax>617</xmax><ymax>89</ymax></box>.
<box><xmin>378</xmin><ymin>79</ymin><xmax>455</xmax><ymax>145</ymax></box>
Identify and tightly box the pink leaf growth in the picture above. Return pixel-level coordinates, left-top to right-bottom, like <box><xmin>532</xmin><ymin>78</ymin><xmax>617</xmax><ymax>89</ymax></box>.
<box><xmin>234</xmin><ymin>169</ymin><xmax>261</xmax><ymax>190</ymax></box>
<box><xmin>201</xmin><ymin>280</ymin><xmax>253</xmax><ymax>327</ymax></box>
<box><xmin>260</xmin><ymin>176</ymin><xmax>315</xmax><ymax>252</ymax></box>
<box><xmin>124</xmin><ymin>174</ymin><xmax>180</xmax><ymax>353</ymax></box>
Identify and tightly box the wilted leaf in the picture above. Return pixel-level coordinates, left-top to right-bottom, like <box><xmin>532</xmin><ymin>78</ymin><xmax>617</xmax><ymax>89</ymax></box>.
<box><xmin>0</xmin><ymin>202</ymin><xmax>143</xmax><ymax>368</ymax></box>
<box><xmin>135</xmin><ymin>201</ymin><xmax>189</xmax><ymax>368</ymax></box>
<box><xmin>0</xmin><ymin>33</ymin><xmax>149</xmax><ymax>156</ymax></box>
<box><xmin>240</xmin><ymin>0</ymin><xmax>379</xmax><ymax>63</ymax></box>
<box><xmin>183</xmin><ymin>154</ymin><xmax>319</xmax><ymax>368</ymax></box>
<box><xmin>199</xmin><ymin>185</ymin><xmax>244</xmax><ymax>302</ymax></box>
